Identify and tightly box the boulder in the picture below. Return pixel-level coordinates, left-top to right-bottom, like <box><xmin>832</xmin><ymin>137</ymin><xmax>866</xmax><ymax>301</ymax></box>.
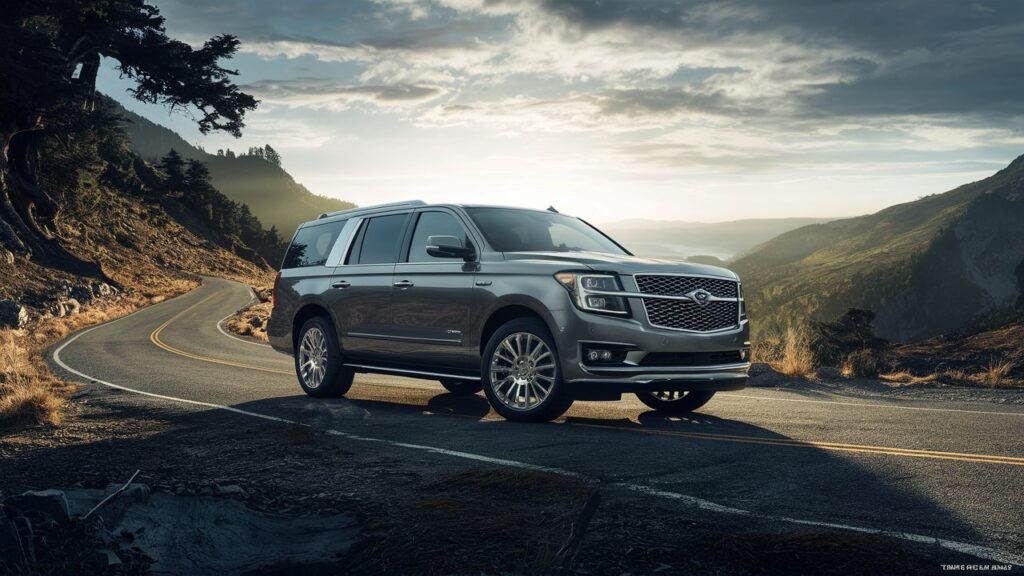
<box><xmin>0</xmin><ymin>300</ymin><xmax>28</xmax><ymax>328</ymax></box>
<box><xmin>4</xmin><ymin>489</ymin><xmax>71</xmax><ymax>526</ymax></box>
<box><xmin>248</xmin><ymin>316</ymin><xmax>264</xmax><ymax>328</ymax></box>
<box><xmin>0</xmin><ymin>249</ymin><xmax>14</xmax><ymax>267</ymax></box>
<box><xmin>70</xmin><ymin>285</ymin><xmax>94</xmax><ymax>305</ymax></box>
<box><xmin>93</xmin><ymin>282</ymin><xmax>113</xmax><ymax>297</ymax></box>
<box><xmin>51</xmin><ymin>301</ymin><xmax>67</xmax><ymax>318</ymax></box>
<box><xmin>65</xmin><ymin>298</ymin><xmax>81</xmax><ymax>316</ymax></box>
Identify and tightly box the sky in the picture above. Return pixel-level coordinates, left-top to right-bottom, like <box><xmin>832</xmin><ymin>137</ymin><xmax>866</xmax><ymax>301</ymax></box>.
<box><xmin>98</xmin><ymin>0</ymin><xmax>1024</xmax><ymax>223</ymax></box>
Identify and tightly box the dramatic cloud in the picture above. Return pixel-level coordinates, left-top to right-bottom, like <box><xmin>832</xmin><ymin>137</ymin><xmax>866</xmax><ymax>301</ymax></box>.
<box><xmin>103</xmin><ymin>0</ymin><xmax>1024</xmax><ymax>220</ymax></box>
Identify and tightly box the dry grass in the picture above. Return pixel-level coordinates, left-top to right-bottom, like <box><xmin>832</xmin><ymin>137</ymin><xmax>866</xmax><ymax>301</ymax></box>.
<box><xmin>879</xmin><ymin>371</ymin><xmax>939</xmax><ymax>386</ymax></box>
<box><xmin>0</xmin><ymin>330</ymin><xmax>66</xmax><ymax>426</ymax></box>
<box><xmin>768</xmin><ymin>327</ymin><xmax>816</xmax><ymax>378</ymax></box>
<box><xmin>979</xmin><ymin>357</ymin><xmax>1016</xmax><ymax>388</ymax></box>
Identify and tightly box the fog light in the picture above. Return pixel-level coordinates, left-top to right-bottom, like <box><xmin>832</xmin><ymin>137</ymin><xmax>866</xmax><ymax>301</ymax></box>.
<box><xmin>588</xmin><ymin>350</ymin><xmax>601</xmax><ymax>361</ymax></box>
<box><xmin>599</xmin><ymin>350</ymin><xmax>613</xmax><ymax>361</ymax></box>
<box><xmin>587</xmin><ymin>296</ymin><xmax>608</xmax><ymax>309</ymax></box>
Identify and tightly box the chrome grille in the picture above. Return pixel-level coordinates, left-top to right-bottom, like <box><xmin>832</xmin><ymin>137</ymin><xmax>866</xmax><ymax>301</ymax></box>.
<box><xmin>635</xmin><ymin>274</ymin><xmax>738</xmax><ymax>298</ymax></box>
<box><xmin>635</xmin><ymin>274</ymin><xmax>740</xmax><ymax>332</ymax></box>
<box><xmin>642</xmin><ymin>299</ymin><xmax>739</xmax><ymax>332</ymax></box>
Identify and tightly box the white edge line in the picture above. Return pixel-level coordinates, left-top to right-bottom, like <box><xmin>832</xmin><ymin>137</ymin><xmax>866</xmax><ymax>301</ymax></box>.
<box><xmin>214</xmin><ymin>286</ymin><xmax>272</xmax><ymax>348</ymax></box>
<box><xmin>49</xmin><ymin>309</ymin><xmax>1022</xmax><ymax>568</ymax></box>
<box><xmin>723</xmin><ymin>393</ymin><xmax>1024</xmax><ymax>417</ymax></box>
<box><xmin>623</xmin><ymin>485</ymin><xmax>1023</xmax><ymax>567</ymax></box>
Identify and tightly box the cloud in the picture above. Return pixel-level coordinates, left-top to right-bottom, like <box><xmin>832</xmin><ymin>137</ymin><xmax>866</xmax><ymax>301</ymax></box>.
<box><xmin>241</xmin><ymin>78</ymin><xmax>446</xmax><ymax>110</ymax></box>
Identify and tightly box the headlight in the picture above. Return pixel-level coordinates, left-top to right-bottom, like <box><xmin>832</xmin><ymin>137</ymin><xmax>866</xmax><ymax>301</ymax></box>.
<box><xmin>555</xmin><ymin>272</ymin><xmax>630</xmax><ymax>316</ymax></box>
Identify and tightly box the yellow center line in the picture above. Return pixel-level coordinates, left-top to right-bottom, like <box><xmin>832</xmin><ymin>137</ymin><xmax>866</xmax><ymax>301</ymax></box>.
<box><xmin>149</xmin><ymin>294</ymin><xmax>293</xmax><ymax>376</ymax></box>
<box><xmin>147</xmin><ymin>293</ymin><xmax>1024</xmax><ymax>467</ymax></box>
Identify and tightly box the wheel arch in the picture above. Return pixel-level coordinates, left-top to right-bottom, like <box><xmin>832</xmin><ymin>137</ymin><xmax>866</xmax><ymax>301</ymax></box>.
<box><xmin>478</xmin><ymin>298</ymin><xmax>560</xmax><ymax>355</ymax></box>
<box><xmin>291</xmin><ymin>301</ymin><xmax>336</xmax><ymax>351</ymax></box>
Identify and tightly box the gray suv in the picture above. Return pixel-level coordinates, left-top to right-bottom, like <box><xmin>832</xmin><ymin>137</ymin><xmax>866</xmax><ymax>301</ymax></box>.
<box><xmin>268</xmin><ymin>201</ymin><xmax>750</xmax><ymax>422</ymax></box>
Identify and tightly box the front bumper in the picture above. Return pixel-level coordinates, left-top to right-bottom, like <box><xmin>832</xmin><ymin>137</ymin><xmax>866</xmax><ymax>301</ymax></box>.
<box><xmin>549</xmin><ymin>303</ymin><xmax>750</xmax><ymax>399</ymax></box>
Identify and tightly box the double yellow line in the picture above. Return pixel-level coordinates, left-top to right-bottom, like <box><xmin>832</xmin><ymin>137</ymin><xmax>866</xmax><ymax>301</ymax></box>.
<box><xmin>148</xmin><ymin>293</ymin><xmax>1024</xmax><ymax>467</ymax></box>
<box><xmin>149</xmin><ymin>294</ymin><xmax>292</xmax><ymax>376</ymax></box>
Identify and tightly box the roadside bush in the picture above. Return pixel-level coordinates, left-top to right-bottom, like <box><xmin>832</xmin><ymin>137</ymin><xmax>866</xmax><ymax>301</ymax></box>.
<box><xmin>841</xmin><ymin>348</ymin><xmax>891</xmax><ymax>378</ymax></box>
<box><xmin>812</xmin><ymin>308</ymin><xmax>889</xmax><ymax>366</ymax></box>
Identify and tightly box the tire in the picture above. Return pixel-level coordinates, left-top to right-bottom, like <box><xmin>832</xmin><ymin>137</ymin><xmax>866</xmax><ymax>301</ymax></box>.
<box><xmin>440</xmin><ymin>379</ymin><xmax>483</xmax><ymax>395</ymax></box>
<box><xmin>481</xmin><ymin>318</ymin><xmax>572</xmax><ymax>422</ymax></box>
<box><xmin>294</xmin><ymin>317</ymin><xmax>354</xmax><ymax>398</ymax></box>
<box><xmin>635</xmin><ymin>390</ymin><xmax>716</xmax><ymax>414</ymax></box>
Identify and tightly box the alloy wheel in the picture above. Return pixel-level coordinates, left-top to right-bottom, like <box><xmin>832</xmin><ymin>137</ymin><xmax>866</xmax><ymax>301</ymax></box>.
<box><xmin>488</xmin><ymin>332</ymin><xmax>556</xmax><ymax>411</ymax></box>
<box><xmin>299</xmin><ymin>326</ymin><xmax>328</xmax><ymax>389</ymax></box>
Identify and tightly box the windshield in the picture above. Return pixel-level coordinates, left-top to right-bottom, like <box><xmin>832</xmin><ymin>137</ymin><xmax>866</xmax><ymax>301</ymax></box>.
<box><xmin>465</xmin><ymin>208</ymin><xmax>628</xmax><ymax>255</ymax></box>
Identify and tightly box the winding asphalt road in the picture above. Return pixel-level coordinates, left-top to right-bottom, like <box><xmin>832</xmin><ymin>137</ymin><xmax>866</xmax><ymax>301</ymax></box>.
<box><xmin>50</xmin><ymin>277</ymin><xmax>1024</xmax><ymax>565</ymax></box>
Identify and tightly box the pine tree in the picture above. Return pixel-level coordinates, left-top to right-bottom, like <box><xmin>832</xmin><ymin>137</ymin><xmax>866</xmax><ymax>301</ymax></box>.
<box><xmin>160</xmin><ymin>149</ymin><xmax>186</xmax><ymax>190</ymax></box>
<box><xmin>263</xmin><ymin>144</ymin><xmax>281</xmax><ymax>167</ymax></box>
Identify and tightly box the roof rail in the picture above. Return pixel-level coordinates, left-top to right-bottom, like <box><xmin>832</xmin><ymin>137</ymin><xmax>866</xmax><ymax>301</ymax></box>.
<box><xmin>318</xmin><ymin>200</ymin><xmax>426</xmax><ymax>219</ymax></box>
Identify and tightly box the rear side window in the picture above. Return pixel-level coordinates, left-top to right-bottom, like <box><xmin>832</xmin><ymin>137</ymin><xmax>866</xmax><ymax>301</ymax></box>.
<box><xmin>407</xmin><ymin>211</ymin><xmax>469</xmax><ymax>262</ymax></box>
<box><xmin>281</xmin><ymin>220</ymin><xmax>346</xmax><ymax>269</ymax></box>
<box><xmin>351</xmin><ymin>214</ymin><xmax>408</xmax><ymax>264</ymax></box>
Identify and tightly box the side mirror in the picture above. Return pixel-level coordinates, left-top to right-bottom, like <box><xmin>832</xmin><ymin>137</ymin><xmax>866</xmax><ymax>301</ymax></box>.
<box><xmin>427</xmin><ymin>235</ymin><xmax>475</xmax><ymax>260</ymax></box>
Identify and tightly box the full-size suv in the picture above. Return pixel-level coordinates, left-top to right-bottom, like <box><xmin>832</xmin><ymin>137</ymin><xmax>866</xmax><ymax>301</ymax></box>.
<box><xmin>268</xmin><ymin>201</ymin><xmax>750</xmax><ymax>421</ymax></box>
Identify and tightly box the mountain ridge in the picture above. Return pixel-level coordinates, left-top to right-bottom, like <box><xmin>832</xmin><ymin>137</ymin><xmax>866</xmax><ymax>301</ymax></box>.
<box><xmin>732</xmin><ymin>155</ymin><xmax>1024</xmax><ymax>342</ymax></box>
<box><xmin>114</xmin><ymin>103</ymin><xmax>356</xmax><ymax>236</ymax></box>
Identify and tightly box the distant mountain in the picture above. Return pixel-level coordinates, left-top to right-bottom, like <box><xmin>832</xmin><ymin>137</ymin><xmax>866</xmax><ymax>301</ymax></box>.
<box><xmin>115</xmin><ymin>103</ymin><xmax>355</xmax><ymax>235</ymax></box>
<box><xmin>732</xmin><ymin>156</ymin><xmax>1024</xmax><ymax>342</ymax></box>
<box><xmin>601</xmin><ymin>218</ymin><xmax>834</xmax><ymax>261</ymax></box>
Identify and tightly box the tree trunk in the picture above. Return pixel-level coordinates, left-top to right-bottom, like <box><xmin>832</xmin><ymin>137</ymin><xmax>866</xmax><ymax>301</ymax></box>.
<box><xmin>0</xmin><ymin>128</ymin><xmax>117</xmax><ymax>284</ymax></box>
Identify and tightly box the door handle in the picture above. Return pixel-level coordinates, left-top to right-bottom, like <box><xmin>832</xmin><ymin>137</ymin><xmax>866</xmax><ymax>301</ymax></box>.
<box><xmin>393</xmin><ymin>280</ymin><xmax>414</xmax><ymax>289</ymax></box>
<box><xmin>331</xmin><ymin>280</ymin><xmax>351</xmax><ymax>289</ymax></box>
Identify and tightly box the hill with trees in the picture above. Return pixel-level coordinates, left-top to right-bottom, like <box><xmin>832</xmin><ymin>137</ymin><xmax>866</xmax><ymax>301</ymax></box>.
<box><xmin>117</xmin><ymin>105</ymin><xmax>356</xmax><ymax>236</ymax></box>
<box><xmin>732</xmin><ymin>157</ymin><xmax>1024</xmax><ymax>342</ymax></box>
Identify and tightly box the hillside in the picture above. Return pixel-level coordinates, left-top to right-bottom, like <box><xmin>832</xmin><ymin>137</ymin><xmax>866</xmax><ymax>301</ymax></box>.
<box><xmin>602</xmin><ymin>218</ymin><xmax>833</xmax><ymax>260</ymax></box>
<box><xmin>116</xmin><ymin>104</ymin><xmax>355</xmax><ymax>236</ymax></box>
<box><xmin>732</xmin><ymin>156</ymin><xmax>1024</xmax><ymax>342</ymax></box>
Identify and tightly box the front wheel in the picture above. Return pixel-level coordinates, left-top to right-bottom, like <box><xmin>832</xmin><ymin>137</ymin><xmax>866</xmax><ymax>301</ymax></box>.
<box><xmin>439</xmin><ymin>379</ymin><xmax>483</xmax><ymax>395</ymax></box>
<box><xmin>295</xmin><ymin>317</ymin><xmax>354</xmax><ymax>398</ymax></box>
<box><xmin>636</xmin><ymin>390</ymin><xmax>715</xmax><ymax>414</ymax></box>
<box><xmin>481</xmin><ymin>318</ymin><xmax>572</xmax><ymax>422</ymax></box>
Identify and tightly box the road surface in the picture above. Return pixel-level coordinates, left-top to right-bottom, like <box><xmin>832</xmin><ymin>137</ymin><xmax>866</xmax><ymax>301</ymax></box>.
<box><xmin>50</xmin><ymin>277</ymin><xmax>1024</xmax><ymax>565</ymax></box>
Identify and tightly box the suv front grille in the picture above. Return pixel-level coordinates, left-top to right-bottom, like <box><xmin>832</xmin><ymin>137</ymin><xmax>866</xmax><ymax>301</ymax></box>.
<box><xmin>635</xmin><ymin>274</ymin><xmax>740</xmax><ymax>332</ymax></box>
<box><xmin>635</xmin><ymin>275</ymin><xmax>738</xmax><ymax>298</ymax></box>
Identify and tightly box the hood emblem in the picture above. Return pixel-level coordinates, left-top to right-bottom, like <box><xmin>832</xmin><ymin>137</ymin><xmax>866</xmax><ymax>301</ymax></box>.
<box><xmin>688</xmin><ymin>288</ymin><xmax>712</xmax><ymax>307</ymax></box>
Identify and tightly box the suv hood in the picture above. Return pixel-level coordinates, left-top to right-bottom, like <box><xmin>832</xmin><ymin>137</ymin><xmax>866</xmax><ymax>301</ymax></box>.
<box><xmin>503</xmin><ymin>251</ymin><xmax>738</xmax><ymax>279</ymax></box>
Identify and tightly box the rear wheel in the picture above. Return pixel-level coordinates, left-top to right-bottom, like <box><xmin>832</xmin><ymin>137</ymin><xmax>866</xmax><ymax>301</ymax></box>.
<box><xmin>482</xmin><ymin>318</ymin><xmax>572</xmax><ymax>422</ymax></box>
<box><xmin>295</xmin><ymin>317</ymin><xmax>354</xmax><ymax>398</ymax></box>
<box><xmin>440</xmin><ymin>379</ymin><xmax>483</xmax><ymax>395</ymax></box>
<box><xmin>636</xmin><ymin>390</ymin><xmax>715</xmax><ymax>414</ymax></box>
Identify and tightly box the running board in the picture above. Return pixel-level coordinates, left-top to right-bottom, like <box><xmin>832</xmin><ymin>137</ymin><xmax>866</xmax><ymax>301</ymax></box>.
<box><xmin>344</xmin><ymin>363</ymin><xmax>481</xmax><ymax>381</ymax></box>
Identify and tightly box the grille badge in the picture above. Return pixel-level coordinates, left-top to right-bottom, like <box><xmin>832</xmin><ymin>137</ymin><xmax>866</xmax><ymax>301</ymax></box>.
<box><xmin>688</xmin><ymin>288</ymin><xmax>712</xmax><ymax>307</ymax></box>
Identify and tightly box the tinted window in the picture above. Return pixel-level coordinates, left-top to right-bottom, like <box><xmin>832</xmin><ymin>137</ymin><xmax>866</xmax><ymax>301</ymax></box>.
<box><xmin>408</xmin><ymin>211</ymin><xmax>470</xmax><ymax>262</ymax></box>
<box><xmin>355</xmin><ymin>214</ymin><xmax>408</xmax><ymax>264</ymax></box>
<box><xmin>465</xmin><ymin>208</ymin><xmax>626</xmax><ymax>254</ymax></box>
<box><xmin>281</xmin><ymin>220</ymin><xmax>346</xmax><ymax>268</ymax></box>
